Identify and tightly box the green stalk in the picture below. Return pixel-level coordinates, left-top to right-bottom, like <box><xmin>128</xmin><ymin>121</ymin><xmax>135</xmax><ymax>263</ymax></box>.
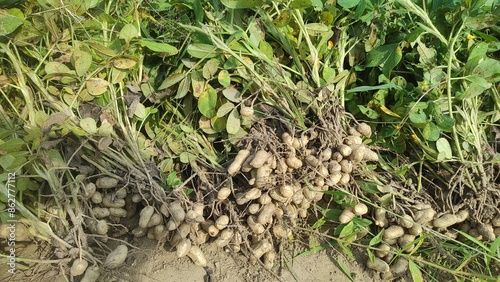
<box><xmin>291</xmin><ymin>10</ymin><xmax>321</xmax><ymax>88</ymax></box>
<box><xmin>0</xmin><ymin>43</ymin><xmax>35</xmax><ymax>125</ymax></box>
<box><xmin>396</xmin><ymin>0</ymin><xmax>447</xmax><ymax>45</ymax></box>
<box><xmin>446</xmin><ymin>23</ymin><xmax>477</xmax><ymax>192</ymax></box>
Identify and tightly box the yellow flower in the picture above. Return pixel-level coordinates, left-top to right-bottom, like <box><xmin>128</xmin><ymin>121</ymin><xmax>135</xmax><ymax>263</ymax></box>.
<box><xmin>327</xmin><ymin>40</ymin><xmax>334</xmax><ymax>50</ymax></box>
<box><xmin>467</xmin><ymin>34</ymin><xmax>476</xmax><ymax>40</ymax></box>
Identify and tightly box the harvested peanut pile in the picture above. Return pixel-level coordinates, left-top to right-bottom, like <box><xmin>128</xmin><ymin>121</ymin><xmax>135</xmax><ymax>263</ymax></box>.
<box><xmin>65</xmin><ymin>103</ymin><xmax>499</xmax><ymax>281</ymax></box>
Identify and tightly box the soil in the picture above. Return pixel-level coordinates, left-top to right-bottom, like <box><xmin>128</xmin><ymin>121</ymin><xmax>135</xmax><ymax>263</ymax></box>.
<box><xmin>0</xmin><ymin>237</ymin><xmax>386</xmax><ymax>282</ymax></box>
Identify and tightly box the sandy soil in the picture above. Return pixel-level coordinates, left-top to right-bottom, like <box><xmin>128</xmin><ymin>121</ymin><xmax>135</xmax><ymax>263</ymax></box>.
<box><xmin>119</xmin><ymin>239</ymin><xmax>382</xmax><ymax>282</ymax></box>
<box><xmin>1</xmin><ymin>237</ymin><xmax>385</xmax><ymax>282</ymax></box>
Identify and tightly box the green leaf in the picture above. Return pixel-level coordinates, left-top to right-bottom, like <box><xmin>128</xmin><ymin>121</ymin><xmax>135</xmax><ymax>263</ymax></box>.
<box><xmin>290</xmin><ymin>0</ymin><xmax>312</xmax><ymax>9</ymax></box>
<box><xmin>310</xmin><ymin>0</ymin><xmax>323</xmax><ymax>10</ymax></box>
<box><xmin>408</xmin><ymin>102</ymin><xmax>428</xmax><ymax>124</ymax></box>
<box><xmin>134</xmin><ymin>103</ymin><xmax>146</xmax><ymax>119</ymax></box>
<box><xmin>45</xmin><ymin>149</ymin><xmax>66</xmax><ymax>167</ymax></box>
<box><xmin>336</xmin><ymin>258</ymin><xmax>355</xmax><ymax>282</ymax></box>
<box><xmin>226</xmin><ymin>108</ymin><xmax>241</xmax><ymax>134</ymax></box>
<box><xmin>218</xmin><ymin>69</ymin><xmax>231</xmax><ymax>87</ymax></box>
<box><xmin>166</xmin><ymin>171</ymin><xmax>177</xmax><ymax>186</ymax></box>
<box><xmin>259</xmin><ymin>41</ymin><xmax>273</xmax><ymax>59</ymax></box>
<box><xmin>358</xmin><ymin>105</ymin><xmax>379</xmax><ymax>119</ymax></box>
<box><xmin>369</xmin><ymin>230</ymin><xmax>383</xmax><ymax>246</ymax></box>
<box><xmin>457</xmin><ymin>77</ymin><xmax>492</xmax><ymax>100</ymax></box>
<box><xmin>217</xmin><ymin>102</ymin><xmax>235</xmax><ymax>117</ymax></box>
<box><xmin>220</xmin><ymin>0</ymin><xmax>265</xmax><ymax>8</ymax></box>
<box><xmin>473</xmin><ymin>58</ymin><xmax>500</xmax><ymax>82</ymax></box>
<box><xmin>211</xmin><ymin>116</ymin><xmax>227</xmax><ymax>132</ymax></box>
<box><xmin>180</xmin><ymin>152</ymin><xmax>197</xmax><ymax>164</ymax></box>
<box><xmin>434</xmin><ymin>115</ymin><xmax>454</xmax><ymax>131</ymax></box>
<box><xmin>138</xmin><ymin>40</ymin><xmax>178</xmax><ymax>55</ymax></box>
<box><xmin>366</xmin><ymin>43</ymin><xmax>402</xmax><ymax>77</ymax></box>
<box><xmin>0</xmin><ymin>8</ymin><xmax>23</xmax><ymax>36</ymax></box>
<box><xmin>187</xmin><ymin>43</ymin><xmax>219</xmax><ymax>58</ymax></box>
<box><xmin>158</xmin><ymin>73</ymin><xmax>185</xmax><ymax>90</ymax></box>
<box><xmin>422</xmin><ymin>122</ymin><xmax>440</xmax><ymax>141</ymax></box>
<box><xmin>223</xmin><ymin>55</ymin><xmax>239</xmax><ymax>69</ymax></box>
<box><xmin>417</xmin><ymin>40</ymin><xmax>437</xmax><ymax>67</ymax></box>
<box><xmin>408</xmin><ymin>260</ymin><xmax>423</xmax><ymax>282</ymax></box>
<box><xmin>305</xmin><ymin>23</ymin><xmax>329</xmax><ymax>35</ymax></box>
<box><xmin>175</xmin><ymin>75</ymin><xmax>191</xmax><ymax>99</ymax></box>
<box><xmin>436</xmin><ymin>138</ymin><xmax>452</xmax><ymax>160</ymax></box>
<box><xmin>98</xmin><ymin>121</ymin><xmax>113</xmax><ymax>136</ymax></box>
<box><xmin>322</xmin><ymin>66</ymin><xmax>336</xmax><ymax>84</ymax></box>
<box><xmin>0</xmin><ymin>154</ymin><xmax>15</xmax><ymax>170</ymax></box>
<box><xmin>0</xmin><ymin>138</ymin><xmax>25</xmax><ymax>152</ymax></box>
<box><xmin>358</xmin><ymin>181</ymin><xmax>379</xmax><ymax>194</ymax></box>
<box><xmin>198</xmin><ymin>86</ymin><xmax>217</xmax><ymax>118</ymax></box>
<box><xmin>119</xmin><ymin>23</ymin><xmax>138</xmax><ymax>44</ymax></box>
<box><xmin>180</xmin><ymin>125</ymin><xmax>194</xmax><ymax>133</ymax></box>
<box><xmin>222</xmin><ymin>87</ymin><xmax>241</xmax><ymax>103</ymax></box>
<box><xmin>409</xmin><ymin>110</ymin><xmax>427</xmax><ymax>124</ymax></box>
<box><xmin>347</xmin><ymin>83</ymin><xmax>403</xmax><ymax>93</ymax></box>
<box><xmin>339</xmin><ymin>221</ymin><xmax>355</xmax><ymax>238</ymax></box>
<box><xmin>72</xmin><ymin>49</ymin><xmax>92</xmax><ymax>76</ymax></box>
<box><xmin>338</xmin><ymin>0</ymin><xmax>360</xmax><ymax>9</ymax></box>
<box><xmin>15</xmin><ymin>177</ymin><xmax>32</xmax><ymax>192</ymax></box>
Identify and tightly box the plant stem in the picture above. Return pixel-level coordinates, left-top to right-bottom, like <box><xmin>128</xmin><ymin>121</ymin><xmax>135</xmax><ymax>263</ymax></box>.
<box><xmin>446</xmin><ymin>24</ymin><xmax>477</xmax><ymax>192</ymax></box>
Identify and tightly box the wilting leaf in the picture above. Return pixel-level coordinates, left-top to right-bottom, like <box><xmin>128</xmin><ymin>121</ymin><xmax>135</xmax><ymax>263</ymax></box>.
<box><xmin>191</xmin><ymin>71</ymin><xmax>204</xmax><ymax>98</ymax></box>
<box><xmin>73</xmin><ymin>49</ymin><xmax>92</xmax><ymax>76</ymax></box>
<box><xmin>273</xmin><ymin>9</ymin><xmax>291</xmax><ymax>27</ymax></box>
<box><xmin>112</xmin><ymin>56</ymin><xmax>138</xmax><ymax>69</ymax></box>
<box><xmin>380</xmin><ymin>105</ymin><xmax>401</xmax><ymax>118</ymax></box>
<box><xmin>86</xmin><ymin>78</ymin><xmax>109</xmax><ymax>95</ymax></box>
<box><xmin>45</xmin><ymin>62</ymin><xmax>72</xmax><ymax>75</ymax></box>
<box><xmin>180</xmin><ymin>152</ymin><xmax>197</xmax><ymax>163</ymax></box>
<box><xmin>80</xmin><ymin>117</ymin><xmax>97</xmax><ymax>134</ymax></box>
<box><xmin>203</xmin><ymin>58</ymin><xmax>219</xmax><ymax>79</ymax></box>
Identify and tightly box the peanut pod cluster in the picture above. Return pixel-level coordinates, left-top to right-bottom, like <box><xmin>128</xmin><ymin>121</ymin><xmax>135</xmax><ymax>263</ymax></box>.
<box><xmin>367</xmin><ymin>202</ymin><xmax>500</xmax><ymax>279</ymax></box>
<box><xmin>220</xmin><ymin>123</ymin><xmax>379</xmax><ymax>267</ymax></box>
